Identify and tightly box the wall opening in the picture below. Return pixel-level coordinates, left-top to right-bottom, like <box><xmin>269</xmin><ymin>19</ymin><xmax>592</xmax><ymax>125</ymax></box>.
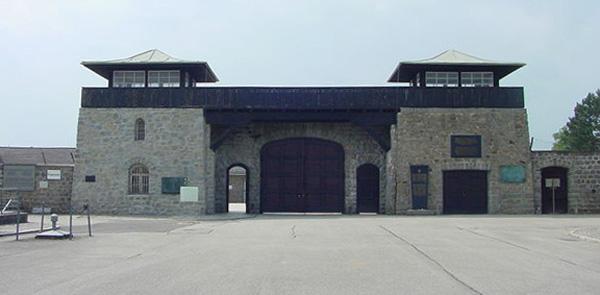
<box><xmin>227</xmin><ymin>165</ymin><xmax>248</xmax><ymax>213</ymax></box>
<box><xmin>541</xmin><ymin>166</ymin><xmax>568</xmax><ymax>214</ymax></box>
<box><xmin>357</xmin><ymin>163</ymin><xmax>380</xmax><ymax>213</ymax></box>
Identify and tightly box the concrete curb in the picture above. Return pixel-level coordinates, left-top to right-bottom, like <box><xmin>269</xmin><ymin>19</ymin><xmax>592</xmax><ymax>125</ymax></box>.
<box><xmin>569</xmin><ymin>229</ymin><xmax>600</xmax><ymax>243</ymax></box>
<box><xmin>0</xmin><ymin>226</ymin><xmax>62</xmax><ymax>237</ymax></box>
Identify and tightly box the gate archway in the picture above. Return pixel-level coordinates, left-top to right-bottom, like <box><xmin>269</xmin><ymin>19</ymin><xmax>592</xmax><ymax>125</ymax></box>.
<box><xmin>260</xmin><ymin>138</ymin><xmax>345</xmax><ymax>213</ymax></box>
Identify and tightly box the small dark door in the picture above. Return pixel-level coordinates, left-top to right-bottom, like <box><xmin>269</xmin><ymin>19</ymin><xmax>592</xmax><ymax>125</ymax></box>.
<box><xmin>357</xmin><ymin>164</ymin><xmax>379</xmax><ymax>213</ymax></box>
<box><xmin>443</xmin><ymin>170</ymin><xmax>488</xmax><ymax>214</ymax></box>
<box><xmin>541</xmin><ymin>167</ymin><xmax>568</xmax><ymax>214</ymax></box>
<box><xmin>261</xmin><ymin>138</ymin><xmax>344</xmax><ymax>213</ymax></box>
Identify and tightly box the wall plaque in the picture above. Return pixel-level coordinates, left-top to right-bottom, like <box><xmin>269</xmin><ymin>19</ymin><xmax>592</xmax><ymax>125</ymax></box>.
<box><xmin>47</xmin><ymin>169</ymin><xmax>61</xmax><ymax>180</ymax></box>
<box><xmin>3</xmin><ymin>165</ymin><xmax>35</xmax><ymax>191</ymax></box>
<box><xmin>500</xmin><ymin>165</ymin><xmax>526</xmax><ymax>183</ymax></box>
<box><xmin>162</xmin><ymin>177</ymin><xmax>187</xmax><ymax>194</ymax></box>
<box><xmin>180</xmin><ymin>186</ymin><xmax>199</xmax><ymax>202</ymax></box>
<box><xmin>451</xmin><ymin>135</ymin><xmax>482</xmax><ymax>158</ymax></box>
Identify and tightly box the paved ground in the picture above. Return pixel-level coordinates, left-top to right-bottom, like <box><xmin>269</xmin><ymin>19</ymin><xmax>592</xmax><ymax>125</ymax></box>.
<box><xmin>1</xmin><ymin>215</ymin><xmax>600</xmax><ymax>295</ymax></box>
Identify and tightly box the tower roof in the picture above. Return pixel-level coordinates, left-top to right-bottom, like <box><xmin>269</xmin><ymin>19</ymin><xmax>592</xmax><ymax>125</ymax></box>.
<box><xmin>388</xmin><ymin>49</ymin><xmax>525</xmax><ymax>82</ymax></box>
<box><xmin>82</xmin><ymin>49</ymin><xmax>219</xmax><ymax>82</ymax></box>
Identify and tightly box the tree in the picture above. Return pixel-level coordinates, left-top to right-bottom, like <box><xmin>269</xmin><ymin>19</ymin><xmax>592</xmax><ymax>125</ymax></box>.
<box><xmin>553</xmin><ymin>89</ymin><xmax>600</xmax><ymax>152</ymax></box>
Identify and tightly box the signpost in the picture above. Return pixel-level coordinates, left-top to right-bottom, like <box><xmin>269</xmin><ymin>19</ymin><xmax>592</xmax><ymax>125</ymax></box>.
<box><xmin>545</xmin><ymin>178</ymin><xmax>561</xmax><ymax>214</ymax></box>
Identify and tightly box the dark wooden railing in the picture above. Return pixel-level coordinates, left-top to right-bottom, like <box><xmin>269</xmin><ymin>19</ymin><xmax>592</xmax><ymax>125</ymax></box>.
<box><xmin>81</xmin><ymin>86</ymin><xmax>524</xmax><ymax>110</ymax></box>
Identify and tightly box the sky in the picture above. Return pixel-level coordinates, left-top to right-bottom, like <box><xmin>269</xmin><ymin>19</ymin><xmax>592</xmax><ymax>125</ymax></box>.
<box><xmin>0</xmin><ymin>0</ymin><xmax>599</xmax><ymax>150</ymax></box>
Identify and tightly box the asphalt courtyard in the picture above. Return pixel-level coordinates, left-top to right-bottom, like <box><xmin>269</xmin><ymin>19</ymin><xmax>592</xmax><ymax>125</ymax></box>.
<box><xmin>1</xmin><ymin>214</ymin><xmax>600</xmax><ymax>295</ymax></box>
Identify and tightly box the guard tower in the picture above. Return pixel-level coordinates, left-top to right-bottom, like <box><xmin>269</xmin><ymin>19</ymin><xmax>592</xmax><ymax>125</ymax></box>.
<box><xmin>82</xmin><ymin>49</ymin><xmax>218</xmax><ymax>88</ymax></box>
<box><xmin>388</xmin><ymin>49</ymin><xmax>525</xmax><ymax>88</ymax></box>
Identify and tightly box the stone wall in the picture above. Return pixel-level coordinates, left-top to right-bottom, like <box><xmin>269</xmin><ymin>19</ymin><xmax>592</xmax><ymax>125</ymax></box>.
<box><xmin>532</xmin><ymin>151</ymin><xmax>600</xmax><ymax>213</ymax></box>
<box><xmin>389</xmin><ymin>108</ymin><xmax>534</xmax><ymax>214</ymax></box>
<box><xmin>0</xmin><ymin>165</ymin><xmax>73</xmax><ymax>213</ymax></box>
<box><xmin>72</xmin><ymin>108</ymin><xmax>211</xmax><ymax>215</ymax></box>
<box><xmin>212</xmin><ymin>123</ymin><xmax>387</xmax><ymax>214</ymax></box>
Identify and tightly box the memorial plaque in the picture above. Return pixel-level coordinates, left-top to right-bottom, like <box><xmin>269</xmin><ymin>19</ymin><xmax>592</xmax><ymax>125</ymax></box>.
<box><xmin>39</xmin><ymin>181</ymin><xmax>49</xmax><ymax>189</ymax></box>
<box><xmin>161</xmin><ymin>177</ymin><xmax>187</xmax><ymax>194</ymax></box>
<box><xmin>500</xmin><ymin>165</ymin><xmax>526</xmax><ymax>183</ymax></box>
<box><xmin>3</xmin><ymin>165</ymin><xmax>35</xmax><ymax>191</ymax></box>
<box><xmin>410</xmin><ymin>165</ymin><xmax>429</xmax><ymax>209</ymax></box>
<box><xmin>180</xmin><ymin>186</ymin><xmax>199</xmax><ymax>202</ymax></box>
<box><xmin>451</xmin><ymin>135</ymin><xmax>482</xmax><ymax>158</ymax></box>
<box><xmin>47</xmin><ymin>169</ymin><xmax>61</xmax><ymax>180</ymax></box>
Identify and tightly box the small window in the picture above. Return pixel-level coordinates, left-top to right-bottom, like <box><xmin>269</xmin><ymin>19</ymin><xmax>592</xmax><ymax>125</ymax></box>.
<box><xmin>148</xmin><ymin>70</ymin><xmax>180</xmax><ymax>88</ymax></box>
<box><xmin>134</xmin><ymin>118</ymin><xmax>145</xmax><ymax>141</ymax></box>
<box><xmin>425</xmin><ymin>72</ymin><xmax>458</xmax><ymax>87</ymax></box>
<box><xmin>451</xmin><ymin>135</ymin><xmax>482</xmax><ymax>158</ymax></box>
<box><xmin>129</xmin><ymin>164</ymin><xmax>149</xmax><ymax>194</ymax></box>
<box><xmin>85</xmin><ymin>175</ymin><xmax>96</xmax><ymax>182</ymax></box>
<box><xmin>113</xmin><ymin>71</ymin><xmax>145</xmax><ymax>88</ymax></box>
<box><xmin>461</xmin><ymin>72</ymin><xmax>494</xmax><ymax>87</ymax></box>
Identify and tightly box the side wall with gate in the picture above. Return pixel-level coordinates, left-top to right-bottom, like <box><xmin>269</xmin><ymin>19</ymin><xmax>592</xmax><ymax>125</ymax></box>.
<box><xmin>389</xmin><ymin>108</ymin><xmax>534</xmax><ymax>214</ymax></box>
<box><xmin>532</xmin><ymin>151</ymin><xmax>600</xmax><ymax>213</ymax></box>
<box><xmin>212</xmin><ymin>122</ymin><xmax>387</xmax><ymax>214</ymax></box>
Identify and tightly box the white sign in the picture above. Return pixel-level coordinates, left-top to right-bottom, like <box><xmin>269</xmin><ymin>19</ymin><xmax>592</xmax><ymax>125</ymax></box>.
<box><xmin>180</xmin><ymin>186</ymin><xmax>199</xmax><ymax>202</ymax></box>
<box><xmin>545</xmin><ymin>178</ymin><xmax>560</xmax><ymax>188</ymax></box>
<box><xmin>47</xmin><ymin>169</ymin><xmax>62</xmax><ymax>180</ymax></box>
<box><xmin>39</xmin><ymin>181</ymin><xmax>48</xmax><ymax>189</ymax></box>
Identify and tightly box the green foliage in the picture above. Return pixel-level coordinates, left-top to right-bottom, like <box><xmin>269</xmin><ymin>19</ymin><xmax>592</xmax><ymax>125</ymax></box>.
<box><xmin>553</xmin><ymin>90</ymin><xmax>600</xmax><ymax>151</ymax></box>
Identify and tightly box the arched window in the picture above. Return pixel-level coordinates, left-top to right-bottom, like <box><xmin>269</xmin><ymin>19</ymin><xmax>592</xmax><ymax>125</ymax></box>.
<box><xmin>134</xmin><ymin>118</ymin><xmax>145</xmax><ymax>141</ymax></box>
<box><xmin>129</xmin><ymin>164</ymin><xmax>149</xmax><ymax>194</ymax></box>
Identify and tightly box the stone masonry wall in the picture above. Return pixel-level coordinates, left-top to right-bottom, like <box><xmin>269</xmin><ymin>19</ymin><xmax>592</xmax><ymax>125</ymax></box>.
<box><xmin>532</xmin><ymin>151</ymin><xmax>600</xmax><ymax>213</ymax></box>
<box><xmin>0</xmin><ymin>165</ymin><xmax>73</xmax><ymax>213</ymax></box>
<box><xmin>72</xmin><ymin>108</ymin><xmax>210</xmax><ymax>215</ymax></box>
<box><xmin>390</xmin><ymin>108</ymin><xmax>534</xmax><ymax>214</ymax></box>
<box><xmin>213</xmin><ymin>123</ymin><xmax>387</xmax><ymax>214</ymax></box>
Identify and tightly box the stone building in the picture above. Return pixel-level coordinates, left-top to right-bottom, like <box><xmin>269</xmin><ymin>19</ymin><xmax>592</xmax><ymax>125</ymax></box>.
<box><xmin>532</xmin><ymin>151</ymin><xmax>600</xmax><ymax>214</ymax></box>
<box><xmin>73</xmin><ymin>49</ymin><xmax>539</xmax><ymax>215</ymax></box>
<box><xmin>0</xmin><ymin>147</ymin><xmax>75</xmax><ymax>213</ymax></box>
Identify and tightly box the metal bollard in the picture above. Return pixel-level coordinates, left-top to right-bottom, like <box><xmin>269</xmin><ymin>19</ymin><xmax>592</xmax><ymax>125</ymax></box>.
<box><xmin>84</xmin><ymin>203</ymin><xmax>92</xmax><ymax>237</ymax></box>
<box><xmin>15</xmin><ymin>192</ymin><xmax>21</xmax><ymax>241</ymax></box>
<box><xmin>40</xmin><ymin>202</ymin><xmax>46</xmax><ymax>232</ymax></box>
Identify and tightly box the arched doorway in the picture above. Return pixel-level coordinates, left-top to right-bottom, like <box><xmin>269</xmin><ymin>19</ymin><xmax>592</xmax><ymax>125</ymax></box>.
<box><xmin>357</xmin><ymin>164</ymin><xmax>379</xmax><ymax>213</ymax></box>
<box><xmin>541</xmin><ymin>167</ymin><xmax>568</xmax><ymax>214</ymax></box>
<box><xmin>227</xmin><ymin>165</ymin><xmax>248</xmax><ymax>213</ymax></box>
<box><xmin>260</xmin><ymin>138</ymin><xmax>345</xmax><ymax>213</ymax></box>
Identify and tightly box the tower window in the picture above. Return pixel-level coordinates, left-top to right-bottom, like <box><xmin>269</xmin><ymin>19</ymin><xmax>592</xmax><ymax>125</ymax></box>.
<box><xmin>134</xmin><ymin>118</ymin><xmax>145</xmax><ymax>141</ymax></box>
<box><xmin>113</xmin><ymin>71</ymin><xmax>145</xmax><ymax>88</ymax></box>
<box><xmin>129</xmin><ymin>164</ymin><xmax>149</xmax><ymax>194</ymax></box>
<box><xmin>461</xmin><ymin>72</ymin><xmax>494</xmax><ymax>87</ymax></box>
<box><xmin>148</xmin><ymin>71</ymin><xmax>180</xmax><ymax>87</ymax></box>
<box><xmin>425</xmin><ymin>72</ymin><xmax>458</xmax><ymax>87</ymax></box>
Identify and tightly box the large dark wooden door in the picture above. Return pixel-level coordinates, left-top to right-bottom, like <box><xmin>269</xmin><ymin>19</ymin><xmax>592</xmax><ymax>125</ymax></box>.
<box><xmin>541</xmin><ymin>167</ymin><xmax>568</xmax><ymax>214</ymax></box>
<box><xmin>357</xmin><ymin>164</ymin><xmax>379</xmax><ymax>213</ymax></box>
<box><xmin>443</xmin><ymin>170</ymin><xmax>488</xmax><ymax>214</ymax></box>
<box><xmin>261</xmin><ymin>138</ymin><xmax>344</xmax><ymax>213</ymax></box>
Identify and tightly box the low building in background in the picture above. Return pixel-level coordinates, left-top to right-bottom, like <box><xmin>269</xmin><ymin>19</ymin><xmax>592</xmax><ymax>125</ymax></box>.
<box><xmin>0</xmin><ymin>147</ymin><xmax>75</xmax><ymax>213</ymax></box>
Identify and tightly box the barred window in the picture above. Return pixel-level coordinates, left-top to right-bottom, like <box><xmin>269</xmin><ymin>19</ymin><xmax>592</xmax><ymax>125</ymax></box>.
<box><xmin>113</xmin><ymin>71</ymin><xmax>145</xmax><ymax>88</ymax></box>
<box><xmin>129</xmin><ymin>164</ymin><xmax>149</xmax><ymax>194</ymax></box>
<box><xmin>134</xmin><ymin>118</ymin><xmax>145</xmax><ymax>141</ymax></box>
<box><xmin>425</xmin><ymin>72</ymin><xmax>459</xmax><ymax>87</ymax></box>
<box><xmin>148</xmin><ymin>70</ymin><xmax>180</xmax><ymax>88</ymax></box>
<box><xmin>461</xmin><ymin>72</ymin><xmax>494</xmax><ymax>87</ymax></box>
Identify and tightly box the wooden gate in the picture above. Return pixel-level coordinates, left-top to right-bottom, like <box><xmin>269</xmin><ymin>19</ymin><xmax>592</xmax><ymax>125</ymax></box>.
<box><xmin>443</xmin><ymin>170</ymin><xmax>488</xmax><ymax>214</ymax></box>
<box><xmin>260</xmin><ymin>138</ymin><xmax>344</xmax><ymax>213</ymax></box>
<box><xmin>541</xmin><ymin>167</ymin><xmax>568</xmax><ymax>214</ymax></box>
